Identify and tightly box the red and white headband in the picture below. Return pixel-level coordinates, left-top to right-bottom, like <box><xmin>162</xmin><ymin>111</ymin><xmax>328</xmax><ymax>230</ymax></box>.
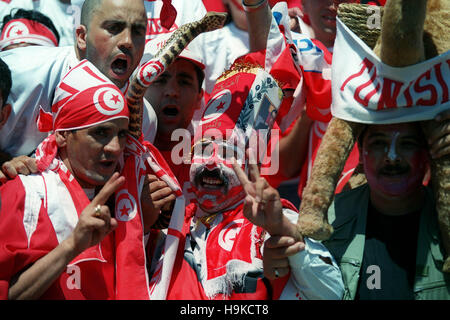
<box><xmin>0</xmin><ymin>18</ymin><xmax>58</xmax><ymax>50</ymax></box>
<box><xmin>38</xmin><ymin>59</ymin><xmax>129</xmax><ymax>133</ymax></box>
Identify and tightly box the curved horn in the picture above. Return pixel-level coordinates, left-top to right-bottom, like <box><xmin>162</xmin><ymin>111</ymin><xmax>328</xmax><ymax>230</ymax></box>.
<box><xmin>126</xmin><ymin>11</ymin><xmax>228</xmax><ymax>139</ymax></box>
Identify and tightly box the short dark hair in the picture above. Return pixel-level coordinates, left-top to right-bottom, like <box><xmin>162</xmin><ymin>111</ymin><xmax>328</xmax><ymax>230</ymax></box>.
<box><xmin>1</xmin><ymin>8</ymin><xmax>60</xmax><ymax>44</ymax></box>
<box><xmin>357</xmin><ymin>125</ymin><xmax>368</xmax><ymax>148</ymax></box>
<box><xmin>0</xmin><ymin>58</ymin><xmax>11</xmax><ymax>107</ymax></box>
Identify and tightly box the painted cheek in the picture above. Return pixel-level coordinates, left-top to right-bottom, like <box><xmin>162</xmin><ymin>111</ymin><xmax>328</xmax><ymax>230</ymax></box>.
<box><xmin>405</xmin><ymin>150</ymin><xmax>428</xmax><ymax>186</ymax></box>
<box><xmin>364</xmin><ymin>149</ymin><xmax>428</xmax><ymax>197</ymax></box>
<box><xmin>362</xmin><ymin>149</ymin><xmax>380</xmax><ymax>184</ymax></box>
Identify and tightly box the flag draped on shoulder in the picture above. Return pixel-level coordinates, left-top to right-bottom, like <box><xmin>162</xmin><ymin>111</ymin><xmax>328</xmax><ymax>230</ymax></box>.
<box><xmin>145</xmin><ymin>141</ymin><xmax>186</xmax><ymax>300</ymax></box>
<box><xmin>114</xmin><ymin>134</ymin><xmax>185</xmax><ymax>300</ymax></box>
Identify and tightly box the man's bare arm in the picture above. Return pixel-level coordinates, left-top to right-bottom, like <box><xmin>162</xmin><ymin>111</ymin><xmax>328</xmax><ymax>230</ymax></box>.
<box><xmin>243</xmin><ymin>0</ymin><xmax>272</xmax><ymax>52</ymax></box>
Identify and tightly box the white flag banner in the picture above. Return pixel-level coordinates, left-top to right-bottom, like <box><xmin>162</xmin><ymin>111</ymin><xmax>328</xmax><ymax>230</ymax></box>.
<box><xmin>332</xmin><ymin>17</ymin><xmax>449</xmax><ymax>124</ymax></box>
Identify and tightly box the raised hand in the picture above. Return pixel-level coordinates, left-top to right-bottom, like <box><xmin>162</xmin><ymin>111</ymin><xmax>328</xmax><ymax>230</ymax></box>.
<box><xmin>231</xmin><ymin>157</ymin><xmax>298</xmax><ymax>238</ymax></box>
<box><xmin>141</xmin><ymin>174</ymin><xmax>176</xmax><ymax>232</ymax></box>
<box><xmin>65</xmin><ymin>172</ymin><xmax>125</xmax><ymax>255</ymax></box>
<box><xmin>288</xmin><ymin>6</ymin><xmax>303</xmax><ymax>33</ymax></box>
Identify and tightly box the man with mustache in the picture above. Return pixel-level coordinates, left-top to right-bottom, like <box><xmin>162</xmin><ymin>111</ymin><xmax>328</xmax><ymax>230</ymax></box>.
<box><xmin>328</xmin><ymin>122</ymin><xmax>450</xmax><ymax>299</ymax></box>
<box><xmin>147</xmin><ymin>61</ymin><xmax>344</xmax><ymax>300</ymax></box>
<box><xmin>264</xmin><ymin>121</ymin><xmax>450</xmax><ymax>299</ymax></box>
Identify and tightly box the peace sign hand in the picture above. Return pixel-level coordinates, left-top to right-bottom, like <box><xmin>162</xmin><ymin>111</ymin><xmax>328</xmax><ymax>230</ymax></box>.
<box><xmin>65</xmin><ymin>172</ymin><xmax>125</xmax><ymax>256</ymax></box>
<box><xmin>231</xmin><ymin>158</ymin><xmax>298</xmax><ymax>239</ymax></box>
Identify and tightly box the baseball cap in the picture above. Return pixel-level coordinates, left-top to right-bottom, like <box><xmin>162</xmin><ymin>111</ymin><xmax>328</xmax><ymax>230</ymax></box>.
<box><xmin>178</xmin><ymin>47</ymin><xmax>205</xmax><ymax>71</ymax></box>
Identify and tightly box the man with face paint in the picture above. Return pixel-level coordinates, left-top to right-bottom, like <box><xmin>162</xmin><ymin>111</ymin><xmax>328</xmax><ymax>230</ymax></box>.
<box><xmin>267</xmin><ymin>121</ymin><xmax>450</xmax><ymax>300</ymax></box>
<box><xmin>360</xmin><ymin>124</ymin><xmax>430</xmax><ymax>202</ymax></box>
<box><xmin>337</xmin><ymin>122</ymin><xmax>450</xmax><ymax>299</ymax></box>
<box><xmin>147</xmin><ymin>61</ymin><xmax>344</xmax><ymax>300</ymax></box>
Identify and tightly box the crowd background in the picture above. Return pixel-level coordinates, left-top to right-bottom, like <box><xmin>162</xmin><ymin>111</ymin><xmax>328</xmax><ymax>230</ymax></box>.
<box><xmin>0</xmin><ymin>0</ymin><xmax>448</xmax><ymax>301</ymax></box>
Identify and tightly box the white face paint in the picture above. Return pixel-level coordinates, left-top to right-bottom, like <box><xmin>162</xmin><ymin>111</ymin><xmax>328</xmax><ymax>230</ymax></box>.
<box><xmin>387</xmin><ymin>132</ymin><xmax>400</xmax><ymax>161</ymax></box>
<box><xmin>189</xmin><ymin>138</ymin><xmax>246</xmax><ymax>214</ymax></box>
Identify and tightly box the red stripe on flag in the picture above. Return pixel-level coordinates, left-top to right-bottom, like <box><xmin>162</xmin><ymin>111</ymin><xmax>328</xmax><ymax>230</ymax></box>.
<box><xmin>167</xmin><ymin>228</ymin><xmax>182</xmax><ymax>239</ymax></box>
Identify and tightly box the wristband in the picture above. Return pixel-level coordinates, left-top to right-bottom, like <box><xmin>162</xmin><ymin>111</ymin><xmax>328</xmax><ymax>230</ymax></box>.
<box><xmin>242</xmin><ymin>0</ymin><xmax>268</xmax><ymax>12</ymax></box>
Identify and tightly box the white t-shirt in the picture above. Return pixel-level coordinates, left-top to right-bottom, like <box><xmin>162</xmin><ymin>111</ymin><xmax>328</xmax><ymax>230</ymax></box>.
<box><xmin>0</xmin><ymin>0</ymin><xmax>85</xmax><ymax>47</ymax></box>
<box><xmin>0</xmin><ymin>45</ymin><xmax>157</xmax><ymax>157</ymax></box>
<box><xmin>0</xmin><ymin>45</ymin><xmax>77</xmax><ymax>156</ymax></box>
<box><xmin>189</xmin><ymin>21</ymin><xmax>250</xmax><ymax>96</ymax></box>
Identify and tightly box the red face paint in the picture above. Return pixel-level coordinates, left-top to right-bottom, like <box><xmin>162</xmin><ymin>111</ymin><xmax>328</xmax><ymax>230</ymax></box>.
<box><xmin>190</xmin><ymin>139</ymin><xmax>246</xmax><ymax>213</ymax></box>
<box><xmin>362</xmin><ymin>123</ymin><xmax>429</xmax><ymax>198</ymax></box>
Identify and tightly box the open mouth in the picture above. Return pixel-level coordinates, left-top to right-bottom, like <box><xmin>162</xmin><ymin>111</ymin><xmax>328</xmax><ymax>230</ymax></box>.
<box><xmin>162</xmin><ymin>105</ymin><xmax>180</xmax><ymax>117</ymax></box>
<box><xmin>195</xmin><ymin>167</ymin><xmax>227</xmax><ymax>190</ymax></box>
<box><xmin>111</xmin><ymin>57</ymin><xmax>129</xmax><ymax>76</ymax></box>
<box><xmin>99</xmin><ymin>159</ymin><xmax>117</xmax><ymax>171</ymax></box>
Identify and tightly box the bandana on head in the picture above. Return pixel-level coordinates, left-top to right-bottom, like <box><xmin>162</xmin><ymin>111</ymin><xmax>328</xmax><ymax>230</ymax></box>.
<box><xmin>35</xmin><ymin>59</ymin><xmax>129</xmax><ymax>172</ymax></box>
<box><xmin>0</xmin><ymin>18</ymin><xmax>58</xmax><ymax>51</ymax></box>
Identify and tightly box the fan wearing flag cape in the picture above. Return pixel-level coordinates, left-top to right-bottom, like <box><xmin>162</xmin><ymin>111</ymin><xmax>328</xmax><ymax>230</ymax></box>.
<box><xmin>0</xmin><ymin>59</ymin><xmax>152</xmax><ymax>299</ymax></box>
<box><xmin>142</xmin><ymin>59</ymin><xmax>344</xmax><ymax>300</ymax></box>
<box><xmin>0</xmin><ymin>10</ymin><xmax>229</xmax><ymax>300</ymax></box>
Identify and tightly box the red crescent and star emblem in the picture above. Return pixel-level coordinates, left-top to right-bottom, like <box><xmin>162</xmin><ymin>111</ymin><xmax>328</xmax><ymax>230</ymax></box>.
<box><xmin>115</xmin><ymin>190</ymin><xmax>137</xmax><ymax>222</ymax></box>
<box><xmin>218</xmin><ymin>219</ymin><xmax>244</xmax><ymax>252</ymax></box>
<box><xmin>4</xmin><ymin>21</ymin><xmax>29</xmax><ymax>38</ymax></box>
<box><xmin>93</xmin><ymin>87</ymin><xmax>125</xmax><ymax>115</ymax></box>
<box><xmin>200</xmin><ymin>90</ymin><xmax>232</xmax><ymax>125</ymax></box>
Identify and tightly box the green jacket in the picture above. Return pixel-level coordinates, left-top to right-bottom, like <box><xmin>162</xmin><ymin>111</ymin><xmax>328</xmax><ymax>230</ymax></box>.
<box><xmin>323</xmin><ymin>184</ymin><xmax>450</xmax><ymax>300</ymax></box>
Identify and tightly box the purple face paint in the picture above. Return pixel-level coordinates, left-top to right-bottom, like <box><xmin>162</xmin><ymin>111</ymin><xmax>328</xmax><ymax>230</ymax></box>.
<box><xmin>362</xmin><ymin>124</ymin><xmax>429</xmax><ymax>198</ymax></box>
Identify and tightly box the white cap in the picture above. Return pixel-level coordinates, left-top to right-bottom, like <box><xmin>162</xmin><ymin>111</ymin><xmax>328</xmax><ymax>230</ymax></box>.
<box><xmin>141</xmin><ymin>33</ymin><xmax>205</xmax><ymax>72</ymax></box>
<box><xmin>178</xmin><ymin>47</ymin><xmax>205</xmax><ymax>71</ymax></box>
